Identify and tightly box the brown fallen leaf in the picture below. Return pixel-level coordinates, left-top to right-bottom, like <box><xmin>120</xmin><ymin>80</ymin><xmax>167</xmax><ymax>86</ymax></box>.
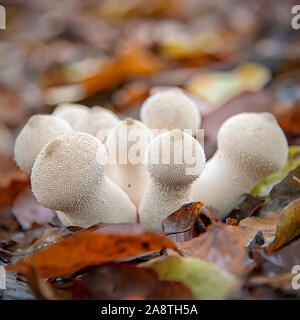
<box><xmin>178</xmin><ymin>222</ymin><xmax>248</xmax><ymax>277</ymax></box>
<box><xmin>162</xmin><ymin>202</ymin><xmax>216</xmax><ymax>242</ymax></box>
<box><xmin>0</xmin><ymin>155</ymin><xmax>29</xmax><ymax>209</ymax></box>
<box><xmin>6</xmin><ymin>223</ymin><xmax>177</xmax><ymax>279</ymax></box>
<box><xmin>61</xmin><ymin>263</ymin><xmax>194</xmax><ymax>300</ymax></box>
<box><xmin>12</xmin><ymin>188</ymin><xmax>55</xmax><ymax>229</ymax></box>
<box><xmin>266</xmin><ymin>197</ymin><xmax>300</xmax><ymax>253</ymax></box>
<box><xmin>229</xmin><ymin>194</ymin><xmax>265</xmax><ymax>222</ymax></box>
<box><xmin>238</xmin><ymin>211</ymin><xmax>279</xmax><ymax>246</ymax></box>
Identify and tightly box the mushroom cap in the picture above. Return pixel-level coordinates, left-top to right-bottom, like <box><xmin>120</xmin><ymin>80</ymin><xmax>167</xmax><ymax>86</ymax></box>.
<box><xmin>106</xmin><ymin>118</ymin><xmax>153</xmax><ymax>164</ymax></box>
<box><xmin>14</xmin><ymin>115</ymin><xmax>72</xmax><ymax>173</ymax></box>
<box><xmin>145</xmin><ymin>129</ymin><xmax>205</xmax><ymax>187</ymax></box>
<box><xmin>52</xmin><ymin>103</ymin><xmax>90</xmax><ymax>129</ymax></box>
<box><xmin>140</xmin><ymin>88</ymin><xmax>201</xmax><ymax>134</ymax></box>
<box><xmin>77</xmin><ymin>106</ymin><xmax>119</xmax><ymax>137</ymax></box>
<box><xmin>31</xmin><ymin>132</ymin><xmax>107</xmax><ymax>212</ymax></box>
<box><xmin>218</xmin><ymin>112</ymin><xmax>288</xmax><ymax>178</ymax></box>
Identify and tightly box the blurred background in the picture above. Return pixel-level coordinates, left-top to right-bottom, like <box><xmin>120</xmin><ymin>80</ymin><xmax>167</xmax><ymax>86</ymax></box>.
<box><xmin>0</xmin><ymin>0</ymin><xmax>299</xmax><ymax>158</ymax></box>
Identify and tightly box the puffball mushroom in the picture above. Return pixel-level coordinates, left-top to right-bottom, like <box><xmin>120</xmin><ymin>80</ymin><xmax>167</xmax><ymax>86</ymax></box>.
<box><xmin>52</xmin><ymin>103</ymin><xmax>90</xmax><ymax>129</ymax></box>
<box><xmin>139</xmin><ymin>129</ymin><xmax>206</xmax><ymax>230</ymax></box>
<box><xmin>31</xmin><ymin>132</ymin><xmax>137</xmax><ymax>228</ymax></box>
<box><xmin>76</xmin><ymin>106</ymin><xmax>119</xmax><ymax>139</ymax></box>
<box><xmin>140</xmin><ymin>88</ymin><xmax>201</xmax><ymax>136</ymax></box>
<box><xmin>106</xmin><ymin>118</ymin><xmax>153</xmax><ymax>207</ymax></box>
<box><xmin>192</xmin><ymin>112</ymin><xmax>289</xmax><ymax>219</ymax></box>
<box><xmin>14</xmin><ymin>115</ymin><xmax>72</xmax><ymax>174</ymax></box>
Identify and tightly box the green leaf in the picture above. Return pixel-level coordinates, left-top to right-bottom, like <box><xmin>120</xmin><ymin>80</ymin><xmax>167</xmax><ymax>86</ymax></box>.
<box><xmin>141</xmin><ymin>256</ymin><xmax>241</xmax><ymax>300</ymax></box>
<box><xmin>252</xmin><ymin>146</ymin><xmax>300</xmax><ymax>197</ymax></box>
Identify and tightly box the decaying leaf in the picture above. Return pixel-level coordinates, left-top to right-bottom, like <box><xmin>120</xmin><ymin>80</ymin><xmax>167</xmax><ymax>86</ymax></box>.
<box><xmin>178</xmin><ymin>222</ymin><xmax>248</xmax><ymax>277</ymax></box>
<box><xmin>229</xmin><ymin>194</ymin><xmax>265</xmax><ymax>221</ymax></box>
<box><xmin>265</xmin><ymin>197</ymin><xmax>300</xmax><ymax>253</ymax></box>
<box><xmin>53</xmin><ymin>263</ymin><xmax>195</xmax><ymax>300</ymax></box>
<box><xmin>141</xmin><ymin>256</ymin><xmax>241</xmax><ymax>300</ymax></box>
<box><xmin>252</xmin><ymin>239</ymin><xmax>300</xmax><ymax>277</ymax></box>
<box><xmin>12</xmin><ymin>188</ymin><xmax>55</xmax><ymax>229</ymax></box>
<box><xmin>238</xmin><ymin>211</ymin><xmax>279</xmax><ymax>246</ymax></box>
<box><xmin>0</xmin><ymin>155</ymin><xmax>29</xmax><ymax>209</ymax></box>
<box><xmin>7</xmin><ymin>223</ymin><xmax>177</xmax><ymax>279</ymax></box>
<box><xmin>162</xmin><ymin>202</ymin><xmax>216</xmax><ymax>242</ymax></box>
<box><xmin>252</xmin><ymin>146</ymin><xmax>300</xmax><ymax>197</ymax></box>
<box><xmin>260</xmin><ymin>165</ymin><xmax>300</xmax><ymax>215</ymax></box>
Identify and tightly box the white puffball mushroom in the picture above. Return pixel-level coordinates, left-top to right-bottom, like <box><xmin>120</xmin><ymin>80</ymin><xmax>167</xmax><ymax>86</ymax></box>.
<box><xmin>139</xmin><ymin>129</ymin><xmax>206</xmax><ymax>230</ymax></box>
<box><xmin>52</xmin><ymin>103</ymin><xmax>90</xmax><ymax>129</ymax></box>
<box><xmin>106</xmin><ymin>118</ymin><xmax>153</xmax><ymax>207</ymax></box>
<box><xmin>31</xmin><ymin>132</ymin><xmax>137</xmax><ymax>228</ymax></box>
<box><xmin>76</xmin><ymin>106</ymin><xmax>119</xmax><ymax>140</ymax></box>
<box><xmin>14</xmin><ymin>115</ymin><xmax>72</xmax><ymax>174</ymax></box>
<box><xmin>140</xmin><ymin>88</ymin><xmax>201</xmax><ymax>136</ymax></box>
<box><xmin>192</xmin><ymin>112</ymin><xmax>289</xmax><ymax>219</ymax></box>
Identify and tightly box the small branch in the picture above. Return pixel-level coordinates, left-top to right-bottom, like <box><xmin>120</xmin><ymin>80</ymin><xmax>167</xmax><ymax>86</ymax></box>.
<box><xmin>292</xmin><ymin>176</ymin><xmax>300</xmax><ymax>185</ymax></box>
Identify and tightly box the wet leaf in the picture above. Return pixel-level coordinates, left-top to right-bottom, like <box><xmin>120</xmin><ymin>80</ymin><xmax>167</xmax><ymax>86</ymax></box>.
<box><xmin>12</xmin><ymin>188</ymin><xmax>55</xmax><ymax>229</ymax></box>
<box><xmin>7</xmin><ymin>223</ymin><xmax>177</xmax><ymax>279</ymax></box>
<box><xmin>252</xmin><ymin>146</ymin><xmax>300</xmax><ymax>197</ymax></box>
<box><xmin>178</xmin><ymin>222</ymin><xmax>248</xmax><ymax>277</ymax></box>
<box><xmin>142</xmin><ymin>256</ymin><xmax>241</xmax><ymax>300</ymax></box>
<box><xmin>266</xmin><ymin>198</ymin><xmax>300</xmax><ymax>253</ymax></box>
<box><xmin>260</xmin><ymin>165</ymin><xmax>300</xmax><ymax>215</ymax></box>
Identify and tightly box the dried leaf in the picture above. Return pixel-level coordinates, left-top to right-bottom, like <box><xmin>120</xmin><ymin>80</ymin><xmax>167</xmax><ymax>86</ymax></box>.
<box><xmin>238</xmin><ymin>211</ymin><xmax>279</xmax><ymax>246</ymax></box>
<box><xmin>0</xmin><ymin>155</ymin><xmax>29</xmax><ymax>209</ymax></box>
<box><xmin>162</xmin><ymin>202</ymin><xmax>207</xmax><ymax>242</ymax></box>
<box><xmin>66</xmin><ymin>263</ymin><xmax>194</xmax><ymax>300</ymax></box>
<box><xmin>178</xmin><ymin>222</ymin><xmax>248</xmax><ymax>277</ymax></box>
<box><xmin>266</xmin><ymin>198</ymin><xmax>300</xmax><ymax>253</ymax></box>
<box><xmin>12</xmin><ymin>189</ymin><xmax>55</xmax><ymax>229</ymax></box>
<box><xmin>229</xmin><ymin>194</ymin><xmax>265</xmax><ymax>221</ymax></box>
<box><xmin>142</xmin><ymin>256</ymin><xmax>241</xmax><ymax>300</ymax></box>
<box><xmin>7</xmin><ymin>223</ymin><xmax>177</xmax><ymax>279</ymax></box>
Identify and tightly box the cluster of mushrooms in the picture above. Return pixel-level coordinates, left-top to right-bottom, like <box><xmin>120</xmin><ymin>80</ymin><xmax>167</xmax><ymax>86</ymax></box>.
<box><xmin>14</xmin><ymin>88</ymin><xmax>289</xmax><ymax>230</ymax></box>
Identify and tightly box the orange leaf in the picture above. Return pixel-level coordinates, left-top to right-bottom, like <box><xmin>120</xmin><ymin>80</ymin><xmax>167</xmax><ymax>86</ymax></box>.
<box><xmin>7</xmin><ymin>223</ymin><xmax>177</xmax><ymax>279</ymax></box>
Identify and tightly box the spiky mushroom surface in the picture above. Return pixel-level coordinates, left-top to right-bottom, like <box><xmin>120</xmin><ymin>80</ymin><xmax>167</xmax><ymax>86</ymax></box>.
<box><xmin>192</xmin><ymin>112</ymin><xmax>289</xmax><ymax>219</ymax></box>
<box><xmin>31</xmin><ymin>132</ymin><xmax>137</xmax><ymax>227</ymax></box>
<box><xmin>139</xmin><ymin>129</ymin><xmax>206</xmax><ymax>230</ymax></box>
<box><xmin>14</xmin><ymin>115</ymin><xmax>72</xmax><ymax>174</ymax></box>
<box><xmin>140</xmin><ymin>88</ymin><xmax>201</xmax><ymax>136</ymax></box>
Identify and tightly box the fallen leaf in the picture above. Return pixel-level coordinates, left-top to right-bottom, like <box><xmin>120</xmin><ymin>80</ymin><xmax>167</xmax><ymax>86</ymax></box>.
<box><xmin>162</xmin><ymin>202</ymin><xmax>211</xmax><ymax>242</ymax></box>
<box><xmin>0</xmin><ymin>155</ymin><xmax>29</xmax><ymax>209</ymax></box>
<box><xmin>12</xmin><ymin>188</ymin><xmax>55</xmax><ymax>229</ymax></box>
<box><xmin>252</xmin><ymin>239</ymin><xmax>300</xmax><ymax>277</ymax></box>
<box><xmin>229</xmin><ymin>194</ymin><xmax>265</xmax><ymax>221</ymax></box>
<box><xmin>141</xmin><ymin>256</ymin><xmax>241</xmax><ymax>300</ymax></box>
<box><xmin>265</xmin><ymin>197</ymin><xmax>300</xmax><ymax>253</ymax></box>
<box><xmin>252</xmin><ymin>146</ymin><xmax>300</xmax><ymax>197</ymax></box>
<box><xmin>7</xmin><ymin>223</ymin><xmax>177</xmax><ymax>279</ymax></box>
<box><xmin>238</xmin><ymin>211</ymin><xmax>279</xmax><ymax>246</ymax></box>
<box><xmin>64</xmin><ymin>263</ymin><xmax>194</xmax><ymax>300</ymax></box>
<box><xmin>260</xmin><ymin>165</ymin><xmax>300</xmax><ymax>215</ymax></box>
<box><xmin>178</xmin><ymin>222</ymin><xmax>248</xmax><ymax>277</ymax></box>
